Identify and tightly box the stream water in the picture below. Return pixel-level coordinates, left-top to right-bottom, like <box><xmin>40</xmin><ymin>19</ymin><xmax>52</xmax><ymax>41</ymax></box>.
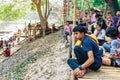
<box><xmin>0</xmin><ymin>21</ymin><xmax>25</xmax><ymax>40</ymax></box>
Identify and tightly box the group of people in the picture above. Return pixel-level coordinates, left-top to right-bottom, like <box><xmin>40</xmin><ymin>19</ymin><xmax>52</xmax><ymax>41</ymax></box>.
<box><xmin>0</xmin><ymin>28</ymin><xmax>22</xmax><ymax>57</ymax></box>
<box><xmin>23</xmin><ymin>22</ymin><xmax>59</xmax><ymax>40</ymax></box>
<box><xmin>65</xmin><ymin>9</ymin><xmax>120</xmax><ymax>78</ymax></box>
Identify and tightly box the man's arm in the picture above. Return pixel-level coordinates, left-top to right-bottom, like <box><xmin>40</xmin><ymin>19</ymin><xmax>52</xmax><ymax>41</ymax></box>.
<box><xmin>74</xmin><ymin>51</ymin><xmax>94</xmax><ymax>78</ymax></box>
<box><xmin>81</xmin><ymin>51</ymin><xmax>94</xmax><ymax>69</ymax></box>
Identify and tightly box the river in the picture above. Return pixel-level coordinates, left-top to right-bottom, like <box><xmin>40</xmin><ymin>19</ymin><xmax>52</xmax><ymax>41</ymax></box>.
<box><xmin>0</xmin><ymin>21</ymin><xmax>25</xmax><ymax>40</ymax></box>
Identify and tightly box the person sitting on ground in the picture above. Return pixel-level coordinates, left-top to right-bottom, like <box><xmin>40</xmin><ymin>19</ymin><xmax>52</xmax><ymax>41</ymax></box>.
<box><xmin>67</xmin><ymin>26</ymin><xmax>102</xmax><ymax>78</ymax></box>
<box><xmin>95</xmin><ymin>13</ymin><xmax>107</xmax><ymax>30</ymax></box>
<box><xmin>3</xmin><ymin>47</ymin><xmax>11</xmax><ymax>57</ymax></box>
<box><xmin>94</xmin><ymin>23</ymin><xmax>106</xmax><ymax>46</ymax></box>
<box><xmin>52</xmin><ymin>24</ymin><xmax>58</xmax><ymax>32</ymax></box>
<box><xmin>105</xmin><ymin>12</ymin><xmax>113</xmax><ymax>28</ymax></box>
<box><xmin>103</xmin><ymin>27</ymin><xmax>119</xmax><ymax>52</ymax></box>
<box><xmin>102</xmin><ymin>27</ymin><xmax>120</xmax><ymax>67</ymax></box>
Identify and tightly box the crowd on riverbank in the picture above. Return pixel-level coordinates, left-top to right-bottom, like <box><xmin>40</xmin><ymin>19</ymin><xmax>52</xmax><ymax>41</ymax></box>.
<box><xmin>64</xmin><ymin>8</ymin><xmax>120</xmax><ymax>78</ymax></box>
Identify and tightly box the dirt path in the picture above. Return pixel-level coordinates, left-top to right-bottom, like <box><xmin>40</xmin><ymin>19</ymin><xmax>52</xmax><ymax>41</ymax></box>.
<box><xmin>23</xmin><ymin>38</ymin><xmax>70</xmax><ymax>80</ymax></box>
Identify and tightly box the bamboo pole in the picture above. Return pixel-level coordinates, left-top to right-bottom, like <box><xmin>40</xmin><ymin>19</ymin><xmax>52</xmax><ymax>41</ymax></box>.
<box><xmin>66</xmin><ymin>0</ymin><xmax>69</xmax><ymax>21</ymax></box>
<box><xmin>71</xmin><ymin>0</ymin><xmax>77</xmax><ymax>80</ymax></box>
<box><xmin>72</xmin><ymin>0</ymin><xmax>77</xmax><ymax>53</ymax></box>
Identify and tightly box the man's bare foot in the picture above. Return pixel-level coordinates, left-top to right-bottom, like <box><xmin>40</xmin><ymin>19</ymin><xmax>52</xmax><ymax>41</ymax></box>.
<box><xmin>76</xmin><ymin>69</ymin><xmax>87</xmax><ymax>78</ymax></box>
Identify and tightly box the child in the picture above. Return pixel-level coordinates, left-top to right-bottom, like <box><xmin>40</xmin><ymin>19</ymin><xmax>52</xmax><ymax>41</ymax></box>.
<box><xmin>94</xmin><ymin>23</ymin><xmax>106</xmax><ymax>46</ymax></box>
<box><xmin>67</xmin><ymin>26</ymin><xmax>102</xmax><ymax>78</ymax></box>
<box><xmin>103</xmin><ymin>27</ymin><xmax>119</xmax><ymax>52</ymax></box>
<box><xmin>102</xmin><ymin>27</ymin><xmax>120</xmax><ymax>67</ymax></box>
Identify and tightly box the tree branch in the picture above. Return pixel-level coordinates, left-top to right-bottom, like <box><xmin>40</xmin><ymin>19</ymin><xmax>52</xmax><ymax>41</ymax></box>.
<box><xmin>32</xmin><ymin>0</ymin><xmax>44</xmax><ymax>21</ymax></box>
<box><xmin>32</xmin><ymin>0</ymin><xmax>37</xmax><ymax>5</ymax></box>
<box><xmin>45</xmin><ymin>0</ymin><xmax>48</xmax><ymax>18</ymax></box>
<box><xmin>46</xmin><ymin>8</ymin><xmax>52</xmax><ymax>19</ymax></box>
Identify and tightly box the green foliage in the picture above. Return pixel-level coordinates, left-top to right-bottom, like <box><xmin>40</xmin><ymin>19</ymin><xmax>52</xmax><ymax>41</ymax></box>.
<box><xmin>77</xmin><ymin>0</ymin><xmax>82</xmax><ymax>9</ymax></box>
<box><xmin>0</xmin><ymin>4</ymin><xmax>26</xmax><ymax>20</ymax></box>
<box><xmin>30</xmin><ymin>2</ymin><xmax>37</xmax><ymax>11</ymax></box>
<box><xmin>93</xmin><ymin>0</ymin><xmax>105</xmax><ymax>8</ymax></box>
<box><xmin>30</xmin><ymin>0</ymin><xmax>46</xmax><ymax>11</ymax></box>
<box><xmin>118</xmin><ymin>0</ymin><xmax>120</xmax><ymax>7</ymax></box>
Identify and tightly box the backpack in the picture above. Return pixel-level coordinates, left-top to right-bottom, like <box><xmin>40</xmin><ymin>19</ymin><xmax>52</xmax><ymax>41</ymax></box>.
<box><xmin>75</xmin><ymin>34</ymin><xmax>99</xmax><ymax>46</ymax></box>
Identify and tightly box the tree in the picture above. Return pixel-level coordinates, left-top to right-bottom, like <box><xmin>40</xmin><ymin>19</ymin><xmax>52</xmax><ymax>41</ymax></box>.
<box><xmin>93</xmin><ymin>0</ymin><xmax>105</xmax><ymax>8</ymax></box>
<box><xmin>32</xmin><ymin>0</ymin><xmax>52</xmax><ymax>36</ymax></box>
<box><xmin>0</xmin><ymin>0</ymin><xmax>27</xmax><ymax>20</ymax></box>
<box><xmin>104</xmin><ymin>0</ymin><xmax>120</xmax><ymax>15</ymax></box>
<box><xmin>119</xmin><ymin>0</ymin><xmax>120</xmax><ymax>7</ymax></box>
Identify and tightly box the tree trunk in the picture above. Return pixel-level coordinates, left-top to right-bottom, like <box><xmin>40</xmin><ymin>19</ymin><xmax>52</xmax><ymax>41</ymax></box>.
<box><xmin>32</xmin><ymin>0</ymin><xmax>52</xmax><ymax>37</ymax></box>
<box><xmin>104</xmin><ymin>0</ymin><xmax>120</xmax><ymax>15</ymax></box>
<box><xmin>72</xmin><ymin>3</ymin><xmax>77</xmax><ymax>80</ymax></box>
<box><xmin>72</xmin><ymin>0</ymin><xmax>77</xmax><ymax>47</ymax></box>
<box><xmin>112</xmin><ymin>0</ymin><xmax>120</xmax><ymax>15</ymax></box>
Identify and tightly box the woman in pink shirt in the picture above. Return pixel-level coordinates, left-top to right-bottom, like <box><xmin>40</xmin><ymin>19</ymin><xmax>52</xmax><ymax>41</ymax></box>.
<box><xmin>64</xmin><ymin>21</ymin><xmax>71</xmax><ymax>43</ymax></box>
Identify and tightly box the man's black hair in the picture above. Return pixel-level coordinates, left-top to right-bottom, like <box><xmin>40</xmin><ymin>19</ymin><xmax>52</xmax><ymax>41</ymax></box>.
<box><xmin>73</xmin><ymin>25</ymin><xmax>87</xmax><ymax>33</ymax></box>
<box><xmin>106</xmin><ymin>27</ymin><xmax>118</xmax><ymax>37</ymax></box>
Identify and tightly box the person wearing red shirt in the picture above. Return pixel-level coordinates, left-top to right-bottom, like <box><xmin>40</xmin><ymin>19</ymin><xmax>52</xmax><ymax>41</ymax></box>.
<box><xmin>4</xmin><ymin>48</ymin><xmax>10</xmax><ymax>57</ymax></box>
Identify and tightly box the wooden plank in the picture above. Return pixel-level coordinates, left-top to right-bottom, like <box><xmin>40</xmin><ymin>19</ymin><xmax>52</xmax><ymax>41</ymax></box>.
<box><xmin>78</xmin><ymin>66</ymin><xmax>120</xmax><ymax>80</ymax></box>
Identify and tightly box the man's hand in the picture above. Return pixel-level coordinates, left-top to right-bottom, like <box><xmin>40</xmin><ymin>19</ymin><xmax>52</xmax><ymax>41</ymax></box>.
<box><xmin>74</xmin><ymin>68</ymin><xmax>86</xmax><ymax>78</ymax></box>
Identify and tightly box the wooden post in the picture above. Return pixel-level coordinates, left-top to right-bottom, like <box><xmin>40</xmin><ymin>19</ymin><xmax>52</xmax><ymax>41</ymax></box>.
<box><xmin>66</xmin><ymin>0</ymin><xmax>69</xmax><ymax>21</ymax></box>
<box><xmin>23</xmin><ymin>22</ymin><xmax>28</xmax><ymax>41</ymax></box>
<box><xmin>63</xmin><ymin>0</ymin><xmax>67</xmax><ymax>24</ymax></box>
<box><xmin>72</xmin><ymin>0</ymin><xmax>77</xmax><ymax>54</ymax></box>
<box><xmin>71</xmin><ymin>0</ymin><xmax>77</xmax><ymax>80</ymax></box>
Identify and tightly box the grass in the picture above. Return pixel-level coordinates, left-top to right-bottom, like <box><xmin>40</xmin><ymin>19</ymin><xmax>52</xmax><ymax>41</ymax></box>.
<box><xmin>6</xmin><ymin>55</ymin><xmax>37</xmax><ymax>80</ymax></box>
<box><xmin>4</xmin><ymin>51</ymin><xmax>51</xmax><ymax>80</ymax></box>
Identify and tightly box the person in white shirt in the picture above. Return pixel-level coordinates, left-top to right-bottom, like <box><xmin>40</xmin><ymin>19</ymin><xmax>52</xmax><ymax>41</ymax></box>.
<box><xmin>94</xmin><ymin>23</ymin><xmax>106</xmax><ymax>45</ymax></box>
